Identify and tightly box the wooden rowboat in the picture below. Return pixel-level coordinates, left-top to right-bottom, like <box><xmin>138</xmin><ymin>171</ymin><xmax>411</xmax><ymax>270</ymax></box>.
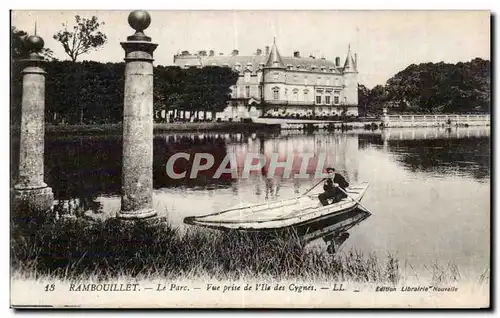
<box><xmin>184</xmin><ymin>182</ymin><xmax>370</xmax><ymax>231</ymax></box>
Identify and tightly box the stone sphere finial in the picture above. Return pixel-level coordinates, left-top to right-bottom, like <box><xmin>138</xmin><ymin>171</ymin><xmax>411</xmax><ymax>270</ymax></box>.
<box><xmin>25</xmin><ymin>35</ymin><xmax>44</xmax><ymax>53</ymax></box>
<box><xmin>128</xmin><ymin>10</ymin><xmax>151</xmax><ymax>33</ymax></box>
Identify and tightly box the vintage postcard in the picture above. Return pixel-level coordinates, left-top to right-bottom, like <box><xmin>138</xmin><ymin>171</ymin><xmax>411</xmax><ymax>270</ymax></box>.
<box><xmin>9</xmin><ymin>9</ymin><xmax>490</xmax><ymax>308</ymax></box>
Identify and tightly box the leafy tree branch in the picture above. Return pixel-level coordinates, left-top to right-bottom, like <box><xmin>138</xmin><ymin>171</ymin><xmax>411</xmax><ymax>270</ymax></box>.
<box><xmin>53</xmin><ymin>15</ymin><xmax>107</xmax><ymax>62</ymax></box>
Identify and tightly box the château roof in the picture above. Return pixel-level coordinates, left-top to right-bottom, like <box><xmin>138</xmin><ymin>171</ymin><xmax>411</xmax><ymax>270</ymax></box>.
<box><xmin>173</xmin><ymin>42</ymin><xmax>356</xmax><ymax>74</ymax></box>
<box><xmin>343</xmin><ymin>45</ymin><xmax>357</xmax><ymax>73</ymax></box>
<box><xmin>175</xmin><ymin>54</ymin><xmax>342</xmax><ymax>73</ymax></box>
<box><xmin>265</xmin><ymin>38</ymin><xmax>285</xmax><ymax>68</ymax></box>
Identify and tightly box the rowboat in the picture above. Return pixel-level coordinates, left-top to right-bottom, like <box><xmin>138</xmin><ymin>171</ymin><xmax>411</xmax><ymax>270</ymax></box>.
<box><xmin>184</xmin><ymin>182</ymin><xmax>370</xmax><ymax>232</ymax></box>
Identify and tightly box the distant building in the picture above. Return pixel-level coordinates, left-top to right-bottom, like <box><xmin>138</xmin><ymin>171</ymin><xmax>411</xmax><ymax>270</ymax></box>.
<box><xmin>173</xmin><ymin>39</ymin><xmax>359</xmax><ymax>120</ymax></box>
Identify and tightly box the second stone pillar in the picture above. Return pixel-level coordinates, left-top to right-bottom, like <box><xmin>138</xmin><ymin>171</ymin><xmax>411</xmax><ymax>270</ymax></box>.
<box><xmin>118</xmin><ymin>10</ymin><xmax>158</xmax><ymax>220</ymax></box>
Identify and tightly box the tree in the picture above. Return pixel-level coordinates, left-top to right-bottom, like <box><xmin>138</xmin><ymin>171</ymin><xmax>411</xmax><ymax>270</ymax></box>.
<box><xmin>357</xmin><ymin>84</ymin><xmax>370</xmax><ymax>116</ymax></box>
<box><xmin>53</xmin><ymin>15</ymin><xmax>107</xmax><ymax>62</ymax></box>
<box><xmin>359</xmin><ymin>58</ymin><xmax>490</xmax><ymax>115</ymax></box>
<box><xmin>153</xmin><ymin>66</ymin><xmax>238</xmax><ymax>122</ymax></box>
<box><xmin>382</xmin><ymin>59</ymin><xmax>490</xmax><ymax>114</ymax></box>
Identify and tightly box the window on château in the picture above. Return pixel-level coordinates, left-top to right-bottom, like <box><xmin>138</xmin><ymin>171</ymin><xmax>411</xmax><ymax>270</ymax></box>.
<box><xmin>316</xmin><ymin>89</ymin><xmax>323</xmax><ymax>105</ymax></box>
<box><xmin>304</xmin><ymin>89</ymin><xmax>309</xmax><ymax>101</ymax></box>
<box><xmin>273</xmin><ymin>72</ymin><xmax>279</xmax><ymax>80</ymax></box>
<box><xmin>273</xmin><ymin>87</ymin><xmax>280</xmax><ymax>100</ymax></box>
<box><xmin>245</xmin><ymin>86</ymin><xmax>250</xmax><ymax>98</ymax></box>
<box><xmin>316</xmin><ymin>95</ymin><xmax>322</xmax><ymax>104</ymax></box>
<box><xmin>292</xmin><ymin>89</ymin><xmax>298</xmax><ymax>101</ymax></box>
<box><xmin>334</xmin><ymin>95</ymin><xmax>340</xmax><ymax>105</ymax></box>
<box><xmin>304</xmin><ymin>76</ymin><xmax>308</xmax><ymax>85</ymax></box>
<box><xmin>325</xmin><ymin>95</ymin><xmax>331</xmax><ymax>105</ymax></box>
<box><xmin>245</xmin><ymin>72</ymin><xmax>250</xmax><ymax>82</ymax></box>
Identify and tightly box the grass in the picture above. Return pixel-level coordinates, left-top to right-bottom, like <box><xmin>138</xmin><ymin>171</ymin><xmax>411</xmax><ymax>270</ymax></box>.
<box><xmin>10</xmin><ymin>212</ymin><xmax>489</xmax><ymax>287</ymax></box>
<box><xmin>38</xmin><ymin>122</ymin><xmax>280</xmax><ymax>134</ymax></box>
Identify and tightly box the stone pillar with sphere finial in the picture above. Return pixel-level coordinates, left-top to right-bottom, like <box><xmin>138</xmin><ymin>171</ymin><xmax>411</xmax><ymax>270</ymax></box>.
<box><xmin>13</xmin><ymin>34</ymin><xmax>54</xmax><ymax>217</ymax></box>
<box><xmin>117</xmin><ymin>10</ymin><xmax>158</xmax><ymax>220</ymax></box>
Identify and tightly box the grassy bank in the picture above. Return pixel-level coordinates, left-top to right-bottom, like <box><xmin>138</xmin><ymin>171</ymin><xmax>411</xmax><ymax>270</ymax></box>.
<box><xmin>12</xmin><ymin>214</ymin><xmax>403</xmax><ymax>283</ymax></box>
<box><xmin>35</xmin><ymin>122</ymin><xmax>280</xmax><ymax>135</ymax></box>
<box><xmin>11</xmin><ymin>213</ymin><xmax>484</xmax><ymax>285</ymax></box>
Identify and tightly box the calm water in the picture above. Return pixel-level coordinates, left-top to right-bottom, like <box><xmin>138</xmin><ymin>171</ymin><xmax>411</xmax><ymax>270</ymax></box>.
<box><xmin>11</xmin><ymin>126</ymin><xmax>491</xmax><ymax>276</ymax></box>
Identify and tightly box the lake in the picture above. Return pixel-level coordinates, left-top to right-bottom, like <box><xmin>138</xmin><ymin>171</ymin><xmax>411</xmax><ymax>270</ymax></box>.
<box><xmin>11</xmin><ymin>126</ymin><xmax>491</xmax><ymax>278</ymax></box>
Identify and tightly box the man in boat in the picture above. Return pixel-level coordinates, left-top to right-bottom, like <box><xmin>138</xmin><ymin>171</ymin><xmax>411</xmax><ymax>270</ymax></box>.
<box><xmin>318</xmin><ymin>167</ymin><xmax>349</xmax><ymax>206</ymax></box>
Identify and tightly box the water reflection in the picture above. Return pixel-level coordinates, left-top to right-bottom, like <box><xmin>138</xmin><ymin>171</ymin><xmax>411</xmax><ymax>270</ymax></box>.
<box><xmin>296</xmin><ymin>208</ymin><xmax>371</xmax><ymax>254</ymax></box>
<box><xmin>9</xmin><ymin>127</ymin><xmax>490</xmax><ymax>215</ymax></box>
<box><xmin>359</xmin><ymin>127</ymin><xmax>490</xmax><ymax>181</ymax></box>
<box><xmin>153</xmin><ymin>134</ymin><xmax>235</xmax><ymax>189</ymax></box>
<box><xmin>9</xmin><ymin>127</ymin><xmax>490</xmax><ymax>273</ymax></box>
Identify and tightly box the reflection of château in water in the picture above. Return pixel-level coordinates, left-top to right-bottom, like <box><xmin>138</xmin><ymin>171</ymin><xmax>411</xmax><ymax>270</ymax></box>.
<box><xmin>28</xmin><ymin>131</ymin><xmax>363</xmax><ymax>206</ymax></box>
<box><xmin>12</xmin><ymin>127</ymin><xmax>490</xmax><ymax>217</ymax></box>
<box><xmin>226</xmin><ymin>133</ymin><xmax>360</xmax><ymax>179</ymax></box>
<box><xmin>225</xmin><ymin>132</ymin><xmax>360</xmax><ymax>197</ymax></box>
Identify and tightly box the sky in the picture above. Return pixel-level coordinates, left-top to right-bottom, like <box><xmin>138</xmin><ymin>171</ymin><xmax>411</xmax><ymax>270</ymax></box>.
<box><xmin>11</xmin><ymin>10</ymin><xmax>490</xmax><ymax>88</ymax></box>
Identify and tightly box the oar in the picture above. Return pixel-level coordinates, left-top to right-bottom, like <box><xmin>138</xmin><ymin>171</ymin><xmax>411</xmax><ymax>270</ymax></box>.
<box><xmin>302</xmin><ymin>178</ymin><xmax>326</xmax><ymax>196</ymax></box>
<box><xmin>336</xmin><ymin>185</ymin><xmax>374</xmax><ymax>215</ymax></box>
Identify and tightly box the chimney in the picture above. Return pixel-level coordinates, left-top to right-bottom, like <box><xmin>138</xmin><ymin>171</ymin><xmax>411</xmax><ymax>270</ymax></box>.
<box><xmin>209</xmin><ymin>50</ymin><xmax>215</xmax><ymax>56</ymax></box>
<box><xmin>293</xmin><ymin>51</ymin><xmax>300</xmax><ymax>58</ymax></box>
<box><xmin>256</xmin><ymin>48</ymin><xmax>262</xmax><ymax>55</ymax></box>
<box><xmin>321</xmin><ymin>57</ymin><xmax>326</xmax><ymax>60</ymax></box>
<box><xmin>219</xmin><ymin>53</ymin><xmax>224</xmax><ymax>55</ymax></box>
<box><xmin>265</xmin><ymin>46</ymin><xmax>270</xmax><ymax>55</ymax></box>
<box><xmin>309</xmin><ymin>54</ymin><xmax>315</xmax><ymax>59</ymax></box>
<box><xmin>335</xmin><ymin>57</ymin><xmax>340</xmax><ymax>67</ymax></box>
<box><xmin>199</xmin><ymin>50</ymin><xmax>207</xmax><ymax>56</ymax></box>
<box><xmin>232</xmin><ymin>49</ymin><xmax>239</xmax><ymax>56</ymax></box>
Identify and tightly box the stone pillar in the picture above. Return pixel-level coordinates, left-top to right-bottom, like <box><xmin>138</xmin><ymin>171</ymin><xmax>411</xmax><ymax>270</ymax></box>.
<box><xmin>13</xmin><ymin>34</ymin><xmax>54</xmax><ymax>217</ymax></box>
<box><xmin>117</xmin><ymin>10</ymin><xmax>158</xmax><ymax>220</ymax></box>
